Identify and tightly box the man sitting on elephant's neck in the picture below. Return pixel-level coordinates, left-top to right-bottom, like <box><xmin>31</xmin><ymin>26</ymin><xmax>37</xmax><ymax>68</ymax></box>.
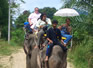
<box><xmin>45</xmin><ymin>20</ymin><xmax>67</xmax><ymax>61</ymax></box>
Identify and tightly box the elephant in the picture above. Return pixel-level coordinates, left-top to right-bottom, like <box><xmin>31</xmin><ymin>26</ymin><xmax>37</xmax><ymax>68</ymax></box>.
<box><xmin>24</xmin><ymin>33</ymin><xmax>39</xmax><ymax>68</ymax></box>
<box><xmin>23</xmin><ymin>33</ymin><xmax>67</xmax><ymax>68</ymax></box>
<box><xmin>37</xmin><ymin>45</ymin><xmax>67</xmax><ymax>68</ymax></box>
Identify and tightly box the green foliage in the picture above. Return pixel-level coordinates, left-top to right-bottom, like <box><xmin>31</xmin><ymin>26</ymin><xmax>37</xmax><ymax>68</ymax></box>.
<box><xmin>39</xmin><ymin>7</ymin><xmax>57</xmax><ymax>19</ymax></box>
<box><xmin>53</xmin><ymin>16</ymin><xmax>66</xmax><ymax>25</ymax></box>
<box><xmin>1</xmin><ymin>26</ymin><xmax>8</xmax><ymax>40</ymax></box>
<box><xmin>0</xmin><ymin>0</ymin><xmax>25</xmax><ymax>40</ymax></box>
<box><xmin>11</xmin><ymin>28</ymin><xmax>25</xmax><ymax>45</ymax></box>
<box><xmin>15</xmin><ymin>10</ymin><xmax>30</xmax><ymax>28</ymax></box>
<box><xmin>0</xmin><ymin>0</ymin><xmax>8</xmax><ymax>39</ymax></box>
<box><xmin>0</xmin><ymin>65</ymin><xmax>3</xmax><ymax>68</ymax></box>
<box><xmin>61</xmin><ymin>0</ymin><xmax>93</xmax><ymax>68</ymax></box>
<box><xmin>62</xmin><ymin>0</ymin><xmax>77</xmax><ymax>8</ymax></box>
<box><xmin>11</xmin><ymin>0</ymin><xmax>25</xmax><ymax>21</ymax></box>
<box><xmin>68</xmin><ymin>37</ymin><xmax>93</xmax><ymax>68</ymax></box>
<box><xmin>0</xmin><ymin>40</ymin><xmax>21</xmax><ymax>56</ymax></box>
<box><xmin>0</xmin><ymin>0</ymin><xmax>8</xmax><ymax>26</ymax></box>
<box><xmin>11</xmin><ymin>10</ymin><xmax>30</xmax><ymax>44</ymax></box>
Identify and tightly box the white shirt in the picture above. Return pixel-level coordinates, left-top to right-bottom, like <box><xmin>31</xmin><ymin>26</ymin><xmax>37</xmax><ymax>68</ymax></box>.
<box><xmin>28</xmin><ymin>12</ymin><xmax>41</xmax><ymax>29</ymax></box>
<box><xmin>36</xmin><ymin>18</ymin><xmax>51</xmax><ymax>28</ymax></box>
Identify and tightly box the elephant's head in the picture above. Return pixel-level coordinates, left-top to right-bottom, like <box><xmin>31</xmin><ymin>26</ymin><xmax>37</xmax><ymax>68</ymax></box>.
<box><xmin>24</xmin><ymin>33</ymin><xmax>38</xmax><ymax>55</ymax></box>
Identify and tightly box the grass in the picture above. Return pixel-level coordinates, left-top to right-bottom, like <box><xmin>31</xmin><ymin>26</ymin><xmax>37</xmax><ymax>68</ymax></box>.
<box><xmin>0</xmin><ymin>40</ymin><xmax>22</xmax><ymax>56</ymax></box>
<box><xmin>0</xmin><ymin>39</ymin><xmax>22</xmax><ymax>68</ymax></box>
<box><xmin>68</xmin><ymin>37</ymin><xmax>93</xmax><ymax>68</ymax></box>
<box><xmin>0</xmin><ymin>65</ymin><xmax>3</xmax><ymax>68</ymax></box>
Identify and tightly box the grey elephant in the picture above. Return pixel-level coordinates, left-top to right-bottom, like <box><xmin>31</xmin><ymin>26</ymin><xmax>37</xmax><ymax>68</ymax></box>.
<box><xmin>23</xmin><ymin>33</ymin><xmax>67</xmax><ymax>68</ymax></box>
<box><xmin>24</xmin><ymin>33</ymin><xmax>39</xmax><ymax>68</ymax></box>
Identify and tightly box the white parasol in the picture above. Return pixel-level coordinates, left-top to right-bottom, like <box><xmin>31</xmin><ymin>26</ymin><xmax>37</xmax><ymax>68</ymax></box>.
<box><xmin>54</xmin><ymin>8</ymin><xmax>79</xmax><ymax>17</ymax></box>
<box><xmin>54</xmin><ymin>8</ymin><xmax>79</xmax><ymax>48</ymax></box>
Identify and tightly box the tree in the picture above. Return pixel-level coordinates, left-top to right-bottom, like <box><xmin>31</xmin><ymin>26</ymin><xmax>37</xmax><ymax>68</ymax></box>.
<box><xmin>11</xmin><ymin>10</ymin><xmax>30</xmax><ymax>43</ymax></box>
<box><xmin>61</xmin><ymin>0</ymin><xmax>93</xmax><ymax>41</ymax></box>
<box><xmin>39</xmin><ymin>7</ymin><xmax>57</xmax><ymax>19</ymax></box>
<box><xmin>0</xmin><ymin>0</ymin><xmax>8</xmax><ymax>39</ymax></box>
<box><xmin>0</xmin><ymin>0</ymin><xmax>25</xmax><ymax>40</ymax></box>
<box><xmin>60</xmin><ymin>0</ymin><xmax>93</xmax><ymax>68</ymax></box>
<box><xmin>15</xmin><ymin>10</ymin><xmax>30</xmax><ymax>28</ymax></box>
<box><xmin>61</xmin><ymin>0</ymin><xmax>93</xmax><ymax>10</ymax></box>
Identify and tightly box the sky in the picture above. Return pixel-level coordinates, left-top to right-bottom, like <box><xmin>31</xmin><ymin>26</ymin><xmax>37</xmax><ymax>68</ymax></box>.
<box><xmin>20</xmin><ymin>0</ymin><xmax>64</xmax><ymax>12</ymax></box>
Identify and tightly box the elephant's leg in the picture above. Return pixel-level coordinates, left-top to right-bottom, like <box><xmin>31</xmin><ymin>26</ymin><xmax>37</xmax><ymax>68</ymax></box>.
<box><xmin>24</xmin><ymin>39</ymin><xmax>29</xmax><ymax>55</ymax></box>
<box><xmin>45</xmin><ymin>61</ymin><xmax>49</xmax><ymax>68</ymax></box>
<box><xmin>26</xmin><ymin>55</ymin><xmax>31</xmax><ymax>68</ymax></box>
<box><xmin>37</xmin><ymin>54</ymin><xmax>41</xmax><ymax>68</ymax></box>
<box><xmin>30</xmin><ymin>48</ymin><xmax>40</xmax><ymax>68</ymax></box>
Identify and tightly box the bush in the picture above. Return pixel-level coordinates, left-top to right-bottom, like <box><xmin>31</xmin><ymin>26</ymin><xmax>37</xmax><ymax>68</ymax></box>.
<box><xmin>11</xmin><ymin>28</ymin><xmax>25</xmax><ymax>45</ymax></box>
<box><xmin>68</xmin><ymin>37</ymin><xmax>93</xmax><ymax>68</ymax></box>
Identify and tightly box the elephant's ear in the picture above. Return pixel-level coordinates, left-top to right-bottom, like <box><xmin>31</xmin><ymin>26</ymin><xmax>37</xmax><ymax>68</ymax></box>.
<box><xmin>28</xmin><ymin>34</ymin><xmax>38</xmax><ymax>50</ymax></box>
<box><xmin>25</xmin><ymin>33</ymin><xmax>30</xmax><ymax>40</ymax></box>
<box><xmin>29</xmin><ymin>34</ymin><xmax>36</xmax><ymax>39</ymax></box>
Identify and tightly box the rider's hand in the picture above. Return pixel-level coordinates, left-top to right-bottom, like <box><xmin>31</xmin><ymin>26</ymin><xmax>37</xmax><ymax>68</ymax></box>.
<box><xmin>47</xmin><ymin>38</ymin><xmax>53</xmax><ymax>44</ymax></box>
<box><xmin>43</xmin><ymin>20</ymin><xmax>48</xmax><ymax>24</ymax></box>
<box><xmin>49</xmin><ymin>40</ymin><xmax>53</xmax><ymax>44</ymax></box>
<box><xmin>45</xmin><ymin>21</ymin><xmax>48</xmax><ymax>24</ymax></box>
<box><xmin>61</xmin><ymin>39</ymin><xmax>66</xmax><ymax>47</ymax></box>
<box><xmin>61</xmin><ymin>39</ymin><xmax>64</xmax><ymax>45</ymax></box>
<box><xmin>40</xmin><ymin>25</ymin><xmax>44</xmax><ymax>28</ymax></box>
<box><xmin>30</xmin><ymin>23</ymin><xmax>33</xmax><ymax>26</ymax></box>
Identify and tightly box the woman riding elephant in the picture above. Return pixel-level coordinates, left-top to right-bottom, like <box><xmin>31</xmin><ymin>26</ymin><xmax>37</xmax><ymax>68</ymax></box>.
<box><xmin>36</xmin><ymin>13</ymin><xmax>52</xmax><ymax>49</ymax></box>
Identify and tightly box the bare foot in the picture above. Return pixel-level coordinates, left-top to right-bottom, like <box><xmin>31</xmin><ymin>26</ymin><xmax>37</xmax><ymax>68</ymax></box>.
<box><xmin>42</xmin><ymin>44</ymin><xmax>46</xmax><ymax>47</ymax></box>
<box><xmin>45</xmin><ymin>56</ymin><xmax>48</xmax><ymax>62</ymax></box>
<box><xmin>34</xmin><ymin>46</ymin><xmax>38</xmax><ymax>49</ymax></box>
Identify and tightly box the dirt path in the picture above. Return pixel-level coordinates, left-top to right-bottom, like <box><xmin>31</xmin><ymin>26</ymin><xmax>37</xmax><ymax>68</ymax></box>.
<box><xmin>0</xmin><ymin>49</ymin><xmax>26</xmax><ymax>68</ymax></box>
<box><xmin>67</xmin><ymin>62</ymin><xmax>74</xmax><ymax>68</ymax></box>
<box><xmin>0</xmin><ymin>49</ymin><xmax>74</xmax><ymax>68</ymax></box>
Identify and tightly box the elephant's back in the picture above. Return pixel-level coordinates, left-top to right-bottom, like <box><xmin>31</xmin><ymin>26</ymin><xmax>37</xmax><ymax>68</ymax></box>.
<box><xmin>49</xmin><ymin>45</ymin><xmax>67</xmax><ymax>68</ymax></box>
<box><xmin>52</xmin><ymin>45</ymin><xmax>63</xmax><ymax>55</ymax></box>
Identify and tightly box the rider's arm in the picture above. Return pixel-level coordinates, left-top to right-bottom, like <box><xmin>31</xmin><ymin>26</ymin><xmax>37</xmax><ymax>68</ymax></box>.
<box><xmin>28</xmin><ymin>13</ymin><xmax>33</xmax><ymax>25</ymax></box>
<box><xmin>47</xmin><ymin>18</ymin><xmax>52</xmax><ymax>26</ymax></box>
<box><xmin>28</xmin><ymin>18</ymin><xmax>32</xmax><ymax>25</ymax></box>
<box><xmin>47</xmin><ymin>38</ymin><xmax>53</xmax><ymax>43</ymax></box>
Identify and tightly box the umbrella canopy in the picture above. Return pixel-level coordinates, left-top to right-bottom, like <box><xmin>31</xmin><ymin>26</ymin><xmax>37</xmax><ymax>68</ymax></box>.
<box><xmin>54</xmin><ymin>8</ymin><xmax>79</xmax><ymax>17</ymax></box>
